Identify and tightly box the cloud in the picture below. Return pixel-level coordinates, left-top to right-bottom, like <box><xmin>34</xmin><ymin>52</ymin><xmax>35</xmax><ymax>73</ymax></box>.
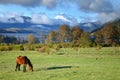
<box><xmin>97</xmin><ymin>12</ymin><xmax>120</xmax><ymax>23</ymax></box>
<box><xmin>14</xmin><ymin>16</ymin><xmax>24</xmax><ymax>23</ymax></box>
<box><xmin>73</xmin><ymin>0</ymin><xmax>113</xmax><ymax>13</ymax></box>
<box><xmin>72</xmin><ymin>0</ymin><xmax>120</xmax><ymax>23</ymax></box>
<box><xmin>5</xmin><ymin>12</ymin><xmax>24</xmax><ymax>18</ymax></box>
<box><xmin>0</xmin><ymin>0</ymin><xmax>117</xmax><ymax>13</ymax></box>
<box><xmin>0</xmin><ymin>17</ymin><xmax>8</xmax><ymax>23</ymax></box>
<box><xmin>40</xmin><ymin>0</ymin><xmax>57</xmax><ymax>9</ymax></box>
<box><xmin>31</xmin><ymin>14</ymin><xmax>52</xmax><ymax>24</ymax></box>
<box><xmin>0</xmin><ymin>0</ymin><xmax>56</xmax><ymax>8</ymax></box>
<box><xmin>0</xmin><ymin>0</ymin><xmax>120</xmax><ymax>24</ymax></box>
<box><xmin>0</xmin><ymin>12</ymin><xmax>24</xmax><ymax>23</ymax></box>
<box><xmin>0</xmin><ymin>12</ymin><xmax>53</xmax><ymax>24</ymax></box>
<box><xmin>0</xmin><ymin>0</ymin><xmax>38</xmax><ymax>7</ymax></box>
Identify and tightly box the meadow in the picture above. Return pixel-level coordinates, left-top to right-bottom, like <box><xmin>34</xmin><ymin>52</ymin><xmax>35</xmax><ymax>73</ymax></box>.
<box><xmin>0</xmin><ymin>47</ymin><xmax>120</xmax><ymax>80</ymax></box>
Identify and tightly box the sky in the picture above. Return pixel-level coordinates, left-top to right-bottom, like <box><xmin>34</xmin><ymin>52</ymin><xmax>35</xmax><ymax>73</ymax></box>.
<box><xmin>0</xmin><ymin>0</ymin><xmax>120</xmax><ymax>25</ymax></box>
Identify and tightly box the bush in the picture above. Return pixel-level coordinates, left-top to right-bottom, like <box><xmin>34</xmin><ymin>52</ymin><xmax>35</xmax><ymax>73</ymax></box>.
<box><xmin>0</xmin><ymin>46</ymin><xmax>12</xmax><ymax>51</ymax></box>
<box><xmin>0</xmin><ymin>46</ymin><xmax>6</xmax><ymax>51</ymax></box>
<box><xmin>6</xmin><ymin>46</ymin><xmax>13</xmax><ymax>51</ymax></box>
<box><xmin>20</xmin><ymin>45</ymin><xmax>24</xmax><ymax>51</ymax></box>
<box><xmin>25</xmin><ymin>45</ymin><xmax>35</xmax><ymax>51</ymax></box>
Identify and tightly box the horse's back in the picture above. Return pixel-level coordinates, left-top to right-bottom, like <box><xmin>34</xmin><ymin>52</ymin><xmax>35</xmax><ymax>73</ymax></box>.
<box><xmin>16</xmin><ymin>56</ymin><xmax>27</xmax><ymax>64</ymax></box>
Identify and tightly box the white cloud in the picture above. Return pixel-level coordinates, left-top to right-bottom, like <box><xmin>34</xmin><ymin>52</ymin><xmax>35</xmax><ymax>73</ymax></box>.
<box><xmin>31</xmin><ymin>14</ymin><xmax>52</xmax><ymax>24</ymax></box>
<box><xmin>0</xmin><ymin>12</ymin><xmax>24</xmax><ymax>23</ymax></box>
<box><xmin>15</xmin><ymin>16</ymin><xmax>24</xmax><ymax>23</ymax></box>
<box><xmin>0</xmin><ymin>0</ymin><xmax>120</xmax><ymax>24</ymax></box>
<box><xmin>0</xmin><ymin>17</ymin><xmax>8</xmax><ymax>22</ymax></box>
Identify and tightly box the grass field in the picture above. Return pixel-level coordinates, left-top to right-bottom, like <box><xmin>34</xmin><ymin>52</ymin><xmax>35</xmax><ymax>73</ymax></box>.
<box><xmin>0</xmin><ymin>47</ymin><xmax>120</xmax><ymax>80</ymax></box>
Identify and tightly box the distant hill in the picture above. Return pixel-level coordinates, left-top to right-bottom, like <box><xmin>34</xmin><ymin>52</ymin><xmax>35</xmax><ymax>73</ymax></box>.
<box><xmin>79</xmin><ymin>22</ymin><xmax>102</xmax><ymax>32</ymax></box>
<box><xmin>0</xmin><ymin>15</ymin><xmax>102</xmax><ymax>33</ymax></box>
<box><xmin>92</xmin><ymin>19</ymin><xmax>120</xmax><ymax>33</ymax></box>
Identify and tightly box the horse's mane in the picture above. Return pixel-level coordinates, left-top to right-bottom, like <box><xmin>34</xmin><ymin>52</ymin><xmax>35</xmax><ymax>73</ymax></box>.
<box><xmin>24</xmin><ymin>56</ymin><xmax>33</xmax><ymax>67</ymax></box>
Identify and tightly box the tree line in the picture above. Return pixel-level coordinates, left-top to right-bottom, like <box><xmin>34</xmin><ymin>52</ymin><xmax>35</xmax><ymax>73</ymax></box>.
<box><xmin>0</xmin><ymin>20</ymin><xmax>120</xmax><ymax>47</ymax></box>
<box><xmin>46</xmin><ymin>23</ymin><xmax>120</xmax><ymax>47</ymax></box>
<box><xmin>0</xmin><ymin>34</ymin><xmax>39</xmax><ymax>44</ymax></box>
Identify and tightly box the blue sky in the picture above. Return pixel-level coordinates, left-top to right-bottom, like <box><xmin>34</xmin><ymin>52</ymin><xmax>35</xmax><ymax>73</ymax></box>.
<box><xmin>0</xmin><ymin>0</ymin><xmax>120</xmax><ymax>24</ymax></box>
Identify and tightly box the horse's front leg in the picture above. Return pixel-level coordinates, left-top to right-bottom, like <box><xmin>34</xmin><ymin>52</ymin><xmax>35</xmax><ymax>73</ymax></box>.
<box><xmin>18</xmin><ymin>64</ymin><xmax>21</xmax><ymax>71</ymax></box>
<box><xmin>15</xmin><ymin>65</ymin><xmax>17</xmax><ymax>71</ymax></box>
<box><xmin>15</xmin><ymin>63</ymin><xmax>20</xmax><ymax>71</ymax></box>
<box><xmin>23</xmin><ymin>64</ymin><xmax>27</xmax><ymax>72</ymax></box>
<box><xmin>15</xmin><ymin>63</ymin><xmax>21</xmax><ymax>71</ymax></box>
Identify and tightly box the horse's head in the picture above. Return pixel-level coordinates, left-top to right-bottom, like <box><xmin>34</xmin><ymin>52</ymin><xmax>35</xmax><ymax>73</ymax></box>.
<box><xmin>29</xmin><ymin>64</ymin><xmax>33</xmax><ymax>72</ymax></box>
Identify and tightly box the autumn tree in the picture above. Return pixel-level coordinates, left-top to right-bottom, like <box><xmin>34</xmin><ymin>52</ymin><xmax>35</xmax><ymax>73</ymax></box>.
<box><xmin>58</xmin><ymin>24</ymin><xmax>71</xmax><ymax>42</ymax></box>
<box><xmin>78</xmin><ymin>32</ymin><xmax>92</xmax><ymax>47</ymax></box>
<box><xmin>71</xmin><ymin>26</ymin><xmax>83</xmax><ymax>40</ymax></box>
<box><xmin>95</xmin><ymin>23</ymin><xmax>120</xmax><ymax>46</ymax></box>
<box><xmin>95</xmin><ymin>30</ymin><xmax>104</xmax><ymax>45</ymax></box>
<box><xmin>102</xmin><ymin>24</ymin><xmax>119</xmax><ymax>45</ymax></box>
<box><xmin>46</xmin><ymin>31</ymin><xmax>58</xmax><ymax>43</ymax></box>
<box><xmin>26</xmin><ymin>34</ymin><xmax>36</xmax><ymax>44</ymax></box>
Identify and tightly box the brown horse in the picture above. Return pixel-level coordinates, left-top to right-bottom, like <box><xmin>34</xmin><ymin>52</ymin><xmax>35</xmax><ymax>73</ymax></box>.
<box><xmin>15</xmin><ymin>55</ymin><xmax>33</xmax><ymax>72</ymax></box>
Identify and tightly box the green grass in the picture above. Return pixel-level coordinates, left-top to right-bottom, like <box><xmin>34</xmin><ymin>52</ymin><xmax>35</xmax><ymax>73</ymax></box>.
<box><xmin>0</xmin><ymin>47</ymin><xmax>120</xmax><ymax>80</ymax></box>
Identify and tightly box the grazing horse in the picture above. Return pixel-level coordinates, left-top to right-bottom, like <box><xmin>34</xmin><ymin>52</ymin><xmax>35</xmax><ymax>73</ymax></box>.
<box><xmin>15</xmin><ymin>55</ymin><xmax>33</xmax><ymax>72</ymax></box>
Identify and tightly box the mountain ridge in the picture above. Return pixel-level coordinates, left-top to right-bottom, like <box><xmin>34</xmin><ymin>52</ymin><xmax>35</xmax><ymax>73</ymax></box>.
<box><xmin>0</xmin><ymin>15</ymin><xmax>102</xmax><ymax>33</ymax></box>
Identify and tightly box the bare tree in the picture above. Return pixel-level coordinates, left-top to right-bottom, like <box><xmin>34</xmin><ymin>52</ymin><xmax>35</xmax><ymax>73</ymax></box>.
<box><xmin>26</xmin><ymin>34</ymin><xmax>36</xmax><ymax>44</ymax></box>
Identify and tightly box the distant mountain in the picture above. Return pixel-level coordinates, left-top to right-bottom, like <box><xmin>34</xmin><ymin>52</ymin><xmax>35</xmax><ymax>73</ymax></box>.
<box><xmin>54</xmin><ymin>14</ymin><xmax>79</xmax><ymax>26</ymax></box>
<box><xmin>91</xmin><ymin>19</ymin><xmax>120</xmax><ymax>33</ymax></box>
<box><xmin>0</xmin><ymin>15</ymin><xmax>102</xmax><ymax>33</ymax></box>
<box><xmin>79</xmin><ymin>22</ymin><xmax>102</xmax><ymax>32</ymax></box>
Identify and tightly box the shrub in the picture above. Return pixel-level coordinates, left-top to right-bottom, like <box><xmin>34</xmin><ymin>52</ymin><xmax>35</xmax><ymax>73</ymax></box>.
<box><xmin>0</xmin><ymin>46</ymin><xmax>6</xmax><ymax>51</ymax></box>
<box><xmin>0</xmin><ymin>46</ymin><xmax>12</xmax><ymax>51</ymax></box>
<box><xmin>6</xmin><ymin>46</ymin><xmax>13</xmax><ymax>51</ymax></box>
<box><xmin>20</xmin><ymin>45</ymin><xmax>24</xmax><ymax>51</ymax></box>
<box><xmin>25</xmin><ymin>45</ymin><xmax>35</xmax><ymax>51</ymax></box>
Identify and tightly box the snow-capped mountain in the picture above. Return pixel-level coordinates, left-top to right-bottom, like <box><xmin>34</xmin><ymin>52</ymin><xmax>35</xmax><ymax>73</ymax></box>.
<box><xmin>54</xmin><ymin>15</ymin><xmax>72</xmax><ymax>23</ymax></box>
<box><xmin>53</xmin><ymin>14</ymin><xmax>102</xmax><ymax>32</ymax></box>
<box><xmin>0</xmin><ymin>15</ymin><xmax>101</xmax><ymax>33</ymax></box>
<box><xmin>54</xmin><ymin>14</ymin><xmax>78</xmax><ymax>26</ymax></box>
